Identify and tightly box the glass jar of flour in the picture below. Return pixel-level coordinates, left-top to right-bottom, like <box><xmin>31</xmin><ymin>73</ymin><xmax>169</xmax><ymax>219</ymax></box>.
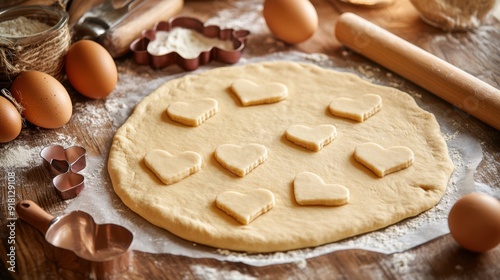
<box><xmin>0</xmin><ymin>5</ymin><xmax>70</xmax><ymax>87</ymax></box>
<box><xmin>410</xmin><ymin>0</ymin><xmax>499</xmax><ymax>31</ymax></box>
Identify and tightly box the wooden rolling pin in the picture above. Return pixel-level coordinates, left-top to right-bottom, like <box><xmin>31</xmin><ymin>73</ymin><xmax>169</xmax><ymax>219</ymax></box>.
<box><xmin>99</xmin><ymin>0</ymin><xmax>184</xmax><ymax>57</ymax></box>
<box><xmin>335</xmin><ymin>13</ymin><xmax>500</xmax><ymax>130</ymax></box>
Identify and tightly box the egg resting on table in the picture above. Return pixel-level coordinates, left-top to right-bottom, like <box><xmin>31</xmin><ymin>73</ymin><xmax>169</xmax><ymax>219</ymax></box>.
<box><xmin>0</xmin><ymin>96</ymin><xmax>22</xmax><ymax>143</ymax></box>
<box><xmin>65</xmin><ymin>40</ymin><xmax>118</xmax><ymax>99</ymax></box>
<box><xmin>448</xmin><ymin>192</ymin><xmax>500</xmax><ymax>252</ymax></box>
<box><xmin>263</xmin><ymin>0</ymin><xmax>318</xmax><ymax>44</ymax></box>
<box><xmin>10</xmin><ymin>71</ymin><xmax>72</xmax><ymax>129</ymax></box>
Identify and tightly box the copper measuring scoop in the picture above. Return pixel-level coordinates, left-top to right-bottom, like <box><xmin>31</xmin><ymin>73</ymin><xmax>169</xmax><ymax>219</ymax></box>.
<box><xmin>16</xmin><ymin>200</ymin><xmax>133</xmax><ymax>278</ymax></box>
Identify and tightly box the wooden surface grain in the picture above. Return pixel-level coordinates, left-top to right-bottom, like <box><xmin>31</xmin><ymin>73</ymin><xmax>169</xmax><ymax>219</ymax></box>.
<box><xmin>1</xmin><ymin>0</ymin><xmax>499</xmax><ymax>279</ymax></box>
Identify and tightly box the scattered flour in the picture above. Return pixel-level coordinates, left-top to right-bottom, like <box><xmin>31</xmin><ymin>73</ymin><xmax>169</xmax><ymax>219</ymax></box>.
<box><xmin>297</xmin><ymin>52</ymin><xmax>330</xmax><ymax>64</ymax></box>
<box><xmin>0</xmin><ymin>144</ymin><xmax>40</xmax><ymax>168</ymax></box>
<box><xmin>442</xmin><ymin>131</ymin><xmax>461</xmax><ymax>142</ymax></box>
<box><xmin>384</xmin><ymin>251</ymin><xmax>418</xmax><ymax>276</ymax></box>
<box><xmin>295</xmin><ymin>259</ymin><xmax>307</xmax><ymax>270</ymax></box>
<box><xmin>73</xmin><ymin>102</ymin><xmax>109</xmax><ymax>129</ymax></box>
<box><xmin>0</xmin><ymin>16</ymin><xmax>51</xmax><ymax>37</ymax></box>
<box><xmin>204</xmin><ymin>0</ymin><xmax>265</xmax><ymax>34</ymax></box>
<box><xmin>190</xmin><ymin>265</ymin><xmax>257</xmax><ymax>280</ymax></box>
<box><xmin>355</xmin><ymin>64</ymin><xmax>387</xmax><ymax>81</ymax></box>
<box><xmin>0</xmin><ymin>133</ymin><xmax>77</xmax><ymax>169</ymax></box>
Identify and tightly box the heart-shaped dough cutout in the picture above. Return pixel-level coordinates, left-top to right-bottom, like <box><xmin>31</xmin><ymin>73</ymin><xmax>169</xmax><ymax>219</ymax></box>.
<box><xmin>285</xmin><ymin>124</ymin><xmax>337</xmax><ymax>152</ymax></box>
<box><xmin>144</xmin><ymin>149</ymin><xmax>202</xmax><ymax>185</ymax></box>
<box><xmin>354</xmin><ymin>142</ymin><xmax>414</xmax><ymax>177</ymax></box>
<box><xmin>329</xmin><ymin>94</ymin><xmax>382</xmax><ymax>122</ymax></box>
<box><xmin>230</xmin><ymin>79</ymin><xmax>288</xmax><ymax>106</ymax></box>
<box><xmin>167</xmin><ymin>98</ymin><xmax>218</xmax><ymax>126</ymax></box>
<box><xmin>294</xmin><ymin>172</ymin><xmax>349</xmax><ymax>206</ymax></box>
<box><xmin>215</xmin><ymin>188</ymin><xmax>275</xmax><ymax>225</ymax></box>
<box><xmin>215</xmin><ymin>144</ymin><xmax>267</xmax><ymax>177</ymax></box>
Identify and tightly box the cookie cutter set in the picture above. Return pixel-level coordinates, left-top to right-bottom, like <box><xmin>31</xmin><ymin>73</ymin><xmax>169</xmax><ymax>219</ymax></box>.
<box><xmin>40</xmin><ymin>144</ymin><xmax>87</xmax><ymax>200</ymax></box>
<box><xmin>14</xmin><ymin>145</ymin><xmax>134</xmax><ymax>278</ymax></box>
<box><xmin>130</xmin><ymin>16</ymin><xmax>250</xmax><ymax>70</ymax></box>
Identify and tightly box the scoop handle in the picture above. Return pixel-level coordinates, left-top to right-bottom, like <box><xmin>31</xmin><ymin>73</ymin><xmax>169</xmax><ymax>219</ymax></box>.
<box><xmin>16</xmin><ymin>200</ymin><xmax>56</xmax><ymax>234</ymax></box>
<box><xmin>335</xmin><ymin>13</ymin><xmax>500</xmax><ymax>130</ymax></box>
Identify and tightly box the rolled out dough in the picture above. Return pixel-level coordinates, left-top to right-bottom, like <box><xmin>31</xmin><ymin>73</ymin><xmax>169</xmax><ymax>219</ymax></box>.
<box><xmin>108</xmin><ymin>61</ymin><xmax>454</xmax><ymax>253</ymax></box>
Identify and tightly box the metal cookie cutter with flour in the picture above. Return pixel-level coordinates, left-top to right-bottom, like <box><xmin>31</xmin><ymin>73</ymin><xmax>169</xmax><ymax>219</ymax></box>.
<box><xmin>40</xmin><ymin>144</ymin><xmax>87</xmax><ymax>200</ymax></box>
<box><xmin>71</xmin><ymin>0</ymin><xmax>184</xmax><ymax>57</ymax></box>
<box><xmin>130</xmin><ymin>16</ymin><xmax>250</xmax><ymax>70</ymax></box>
<box><xmin>16</xmin><ymin>200</ymin><xmax>133</xmax><ymax>279</ymax></box>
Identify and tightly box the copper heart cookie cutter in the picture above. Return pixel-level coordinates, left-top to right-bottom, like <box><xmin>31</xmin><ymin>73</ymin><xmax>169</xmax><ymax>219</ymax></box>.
<box><xmin>40</xmin><ymin>145</ymin><xmax>87</xmax><ymax>200</ymax></box>
<box><xmin>16</xmin><ymin>200</ymin><xmax>133</xmax><ymax>279</ymax></box>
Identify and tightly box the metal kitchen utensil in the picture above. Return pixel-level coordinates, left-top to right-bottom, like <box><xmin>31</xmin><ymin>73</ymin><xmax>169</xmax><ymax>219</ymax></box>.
<box><xmin>40</xmin><ymin>144</ymin><xmax>87</xmax><ymax>200</ymax></box>
<box><xmin>71</xmin><ymin>0</ymin><xmax>183</xmax><ymax>58</ymax></box>
<box><xmin>73</xmin><ymin>0</ymin><xmax>149</xmax><ymax>40</ymax></box>
<box><xmin>16</xmin><ymin>200</ymin><xmax>133</xmax><ymax>279</ymax></box>
<box><xmin>130</xmin><ymin>16</ymin><xmax>250</xmax><ymax>70</ymax></box>
<box><xmin>41</xmin><ymin>144</ymin><xmax>87</xmax><ymax>176</ymax></box>
<box><xmin>52</xmin><ymin>172</ymin><xmax>86</xmax><ymax>200</ymax></box>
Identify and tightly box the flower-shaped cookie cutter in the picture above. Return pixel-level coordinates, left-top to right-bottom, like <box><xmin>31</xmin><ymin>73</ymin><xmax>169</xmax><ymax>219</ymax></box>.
<box><xmin>40</xmin><ymin>145</ymin><xmax>87</xmax><ymax>200</ymax></box>
<box><xmin>130</xmin><ymin>16</ymin><xmax>250</xmax><ymax>71</ymax></box>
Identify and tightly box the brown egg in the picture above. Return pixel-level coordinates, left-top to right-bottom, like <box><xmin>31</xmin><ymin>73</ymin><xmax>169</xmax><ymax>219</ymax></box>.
<box><xmin>65</xmin><ymin>40</ymin><xmax>118</xmax><ymax>99</ymax></box>
<box><xmin>263</xmin><ymin>0</ymin><xmax>318</xmax><ymax>44</ymax></box>
<box><xmin>0</xmin><ymin>96</ymin><xmax>22</xmax><ymax>143</ymax></box>
<box><xmin>11</xmin><ymin>71</ymin><xmax>72</xmax><ymax>129</ymax></box>
<box><xmin>448</xmin><ymin>192</ymin><xmax>500</xmax><ymax>252</ymax></box>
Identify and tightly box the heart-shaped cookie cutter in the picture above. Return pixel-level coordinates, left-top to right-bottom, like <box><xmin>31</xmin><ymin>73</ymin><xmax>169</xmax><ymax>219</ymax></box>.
<box><xmin>16</xmin><ymin>200</ymin><xmax>133</xmax><ymax>278</ymax></box>
<box><xmin>130</xmin><ymin>16</ymin><xmax>250</xmax><ymax>71</ymax></box>
<box><xmin>40</xmin><ymin>145</ymin><xmax>87</xmax><ymax>200</ymax></box>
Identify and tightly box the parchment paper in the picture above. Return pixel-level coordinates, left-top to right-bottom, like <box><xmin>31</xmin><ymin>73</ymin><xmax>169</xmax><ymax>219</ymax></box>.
<box><xmin>64</xmin><ymin>51</ymin><xmax>496</xmax><ymax>266</ymax></box>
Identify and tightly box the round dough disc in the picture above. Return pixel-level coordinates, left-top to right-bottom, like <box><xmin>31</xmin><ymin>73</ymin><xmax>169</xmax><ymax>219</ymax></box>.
<box><xmin>108</xmin><ymin>62</ymin><xmax>454</xmax><ymax>253</ymax></box>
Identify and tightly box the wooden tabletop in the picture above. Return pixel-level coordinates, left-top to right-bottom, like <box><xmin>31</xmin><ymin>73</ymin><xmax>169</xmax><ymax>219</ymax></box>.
<box><xmin>1</xmin><ymin>0</ymin><xmax>499</xmax><ymax>279</ymax></box>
